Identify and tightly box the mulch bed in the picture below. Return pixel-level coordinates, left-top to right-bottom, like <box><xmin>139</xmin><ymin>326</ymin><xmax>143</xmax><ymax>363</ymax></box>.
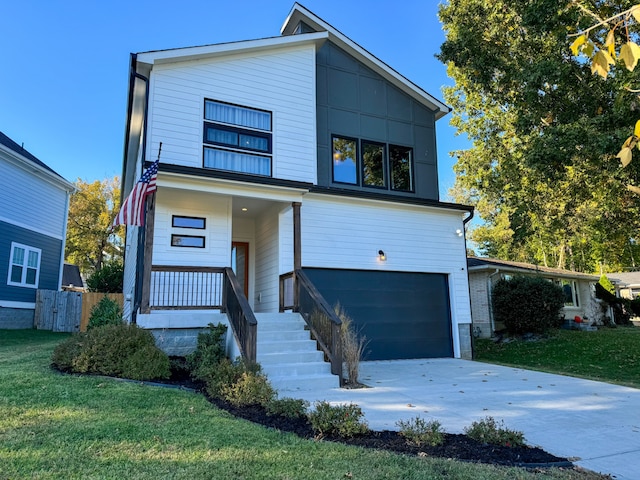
<box><xmin>164</xmin><ymin>360</ymin><xmax>575</xmax><ymax>469</ymax></box>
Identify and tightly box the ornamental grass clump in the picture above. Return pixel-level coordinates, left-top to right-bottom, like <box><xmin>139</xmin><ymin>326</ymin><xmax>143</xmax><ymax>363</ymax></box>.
<box><xmin>308</xmin><ymin>401</ymin><xmax>369</xmax><ymax>438</ymax></box>
<box><xmin>464</xmin><ymin>416</ymin><xmax>525</xmax><ymax>448</ymax></box>
<box><xmin>396</xmin><ymin>417</ymin><xmax>444</xmax><ymax>447</ymax></box>
<box><xmin>335</xmin><ymin>303</ymin><xmax>368</xmax><ymax>386</ymax></box>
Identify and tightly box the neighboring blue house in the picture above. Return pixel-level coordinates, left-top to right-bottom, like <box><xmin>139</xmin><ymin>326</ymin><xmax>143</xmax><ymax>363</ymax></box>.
<box><xmin>119</xmin><ymin>4</ymin><xmax>474</xmax><ymax>390</ymax></box>
<box><xmin>0</xmin><ymin>131</ymin><xmax>75</xmax><ymax>328</ymax></box>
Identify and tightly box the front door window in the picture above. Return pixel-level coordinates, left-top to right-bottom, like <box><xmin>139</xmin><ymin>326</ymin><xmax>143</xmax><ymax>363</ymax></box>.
<box><xmin>231</xmin><ymin>242</ymin><xmax>249</xmax><ymax>298</ymax></box>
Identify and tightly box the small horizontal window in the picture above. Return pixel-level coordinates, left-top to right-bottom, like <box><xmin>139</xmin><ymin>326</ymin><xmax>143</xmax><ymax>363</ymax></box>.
<box><xmin>172</xmin><ymin>216</ymin><xmax>206</xmax><ymax>229</ymax></box>
<box><xmin>204</xmin><ymin>123</ymin><xmax>271</xmax><ymax>153</ymax></box>
<box><xmin>171</xmin><ymin>234</ymin><xmax>206</xmax><ymax>248</ymax></box>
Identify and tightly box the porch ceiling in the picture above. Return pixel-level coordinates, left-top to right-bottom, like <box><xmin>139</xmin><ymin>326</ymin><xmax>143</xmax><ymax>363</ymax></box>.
<box><xmin>232</xmin><ymin>196</ymin><xmax>284</xmax><ymax>219</ymax></box>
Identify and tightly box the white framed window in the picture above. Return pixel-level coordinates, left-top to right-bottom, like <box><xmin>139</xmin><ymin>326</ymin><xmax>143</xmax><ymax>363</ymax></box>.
<box><xmin>7</xmin><ymin>242</ymin><xmax>41</xmax><ymax>288</ymax></box>
<box><xmin>556</xmin><ymin>279</ymin><xmax>579</xmax><ymax>307</ymax></box>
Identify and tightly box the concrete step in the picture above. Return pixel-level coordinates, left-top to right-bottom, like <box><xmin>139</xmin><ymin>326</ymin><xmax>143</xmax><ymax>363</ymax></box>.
<box><xmin>267</xmin><ymin>373</ymin><xmax>340</xmax><ymax>393</ymax></box>
<box><xmin>258</xmin><ymin>339</ymin><xmax>319</xmax><ymax>354</ymax></box>
<box><xmin>258</xmin><ymin>350</ymin><xmax>325</xmax><ymax>365</ymax></box>
<box><xmin>261</xmin><ymin>361</ymin><xmax>331</xmax><ymax>378</ymax></box>
<box><xmin>258</xmin><ymin>329</ymin><xmax>311</xmax><ymax>342</ymax></box>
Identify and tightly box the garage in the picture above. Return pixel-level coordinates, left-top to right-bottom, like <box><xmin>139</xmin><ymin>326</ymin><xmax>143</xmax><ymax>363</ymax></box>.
<box><xmin>302</xmin><ymin>268</ymin><xmax>453</xmax><ymax>360</ymax></box>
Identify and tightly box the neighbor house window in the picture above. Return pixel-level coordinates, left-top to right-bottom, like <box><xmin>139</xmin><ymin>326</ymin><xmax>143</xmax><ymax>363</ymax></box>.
<box><xmin>389</xmin><ymin>144</ymin><xmax>414</xmax><ymax>192</ymax></box>
<box><xmin>332</xmin><ymin>136</ymin><xmax>358</xmax><ymax>184</ymax></box>
<box><xmin>7</xmin><ymin>242</ymin><xmax>41</xmax><ymax>288</ymax></box>
<box><xmin>557</xmin><ymin>279</ymin><xmax>579</xmax><ymax>307</ymax></box>
<box><xmin>203</xmin><ymin>100</ymin><xmax>272</xmax><ymax>176</ymax></box>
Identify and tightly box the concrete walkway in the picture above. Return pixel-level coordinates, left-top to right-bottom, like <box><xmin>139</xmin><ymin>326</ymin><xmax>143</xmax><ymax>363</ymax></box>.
<box><xmin>288</xmin><ymin>359</ymin><xmax>640</xmax><ymax>479</ymax></box>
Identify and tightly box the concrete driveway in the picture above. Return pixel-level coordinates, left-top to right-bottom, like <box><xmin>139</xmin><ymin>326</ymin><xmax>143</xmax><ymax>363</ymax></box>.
<box><xmin>290</xmin><ymin>359</ymin><xmax>640</xmax><ymax>480</ymax></box>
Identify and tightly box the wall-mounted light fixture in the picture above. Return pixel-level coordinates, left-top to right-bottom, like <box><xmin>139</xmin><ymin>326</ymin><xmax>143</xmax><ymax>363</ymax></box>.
<box><xmin>378</xmin><ymin>250</ymin><xmax>386</xmax><ymax>261</ymax></box>
<box><xmin>455</xmin><ymin>229</ymin><xmax>463</xmax><ymax>237</ymax></box>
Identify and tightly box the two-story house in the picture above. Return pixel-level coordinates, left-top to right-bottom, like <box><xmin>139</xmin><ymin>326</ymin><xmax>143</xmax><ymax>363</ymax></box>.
<box><xmin>120</xmin><ymin>4</ymin><xmax>474</xmax><ymax>389</ymax></box>
<box><xmin>0</xmin><ymin>131</ymin><xmax>75</xmax><ymax>328</ymax></box>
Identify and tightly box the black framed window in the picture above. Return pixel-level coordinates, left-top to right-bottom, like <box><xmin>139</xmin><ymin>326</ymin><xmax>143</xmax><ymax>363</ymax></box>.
<box><xmin>172</xmin><ymin>215</ymin><xmax>206</xmax><ymax>229</ymax></box>
<box><xmin>332</xmin><ymin>136</ymin><xmax>358</xmax><ymax>184</ymax></box>
<box><xmin>171</xmin><ymin>234</ymin><xmax>206</xmax><ymax>248</ymax></box>
<box><xmin>389</xmin><ymin>144</ymin><xmax>414</xmax><ymax>192</ymax></box>
<box><xmin>362</xmin><ymin>141</ymin><xmax>385</xmax><ymax>188</ymax></box>
<box><xmin>203</xmin><ymin>99</ymin><xmax>272</xmax><ymax>176</ymax></box>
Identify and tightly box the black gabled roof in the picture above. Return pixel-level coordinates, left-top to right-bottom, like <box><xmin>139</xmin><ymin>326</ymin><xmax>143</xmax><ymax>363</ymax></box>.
<box><xmin>62</xmin><ymin>263</ymin><xmax>84</xmax><ymax>288</ymax></box>
<box><xmin>0</xmin><ymin>130</ymin><xmax>65</xmax><ymax>179</ymax></box>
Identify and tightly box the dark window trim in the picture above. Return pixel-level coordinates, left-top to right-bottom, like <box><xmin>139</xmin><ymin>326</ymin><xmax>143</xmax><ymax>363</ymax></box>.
<box><xmin>389</xmin><ymin>143</ymin><xmax>415</xmax><ymax>193</ymax></box>
<box><xmin>360</xmin><ymin>139</ymin><xmax>387</xmax><ymax>189</ymax></box>
<box><xmin>331</xmin><ymin>134</ymin><xmax>359</xmax><ymax>186</ymax></box>
<box><xmin>203</xmin><ymin>122</ymin><xmax>272</xmax><ymax>154</ymax></box>
<box><xmin>204</xmin><ymin>98</ymin><xmax>272</xmax><ymax>132</ymax></box>
<box><xmin>172</xmin><ymin>215</ymin><xmax>206</xmax><ymax>229</ymax></box>
<box><xmin>202</xmin><ymin>146</ymin><xmax>273</xmax><ymax>177</ymax></box>
<box><xmin>171</xmin><ymin>234</ymin><xmax>206</xmax><ymax>248</ymax></box>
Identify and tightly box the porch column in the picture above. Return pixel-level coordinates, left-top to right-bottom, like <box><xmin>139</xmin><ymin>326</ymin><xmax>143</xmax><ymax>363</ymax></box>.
<box><xmin>293</xmin><ymin>201</ymin><xmax>301</xmax><ymax>311</ymax></box>
<box><xmin>140</xmin><ymin>193</ymin><xmax>156</xmax><ymax>314</ymax></box>
<box><xmin>293</xmin><ymin>202</ymin><xmax>302</xmax><ymax>271</ymax></box>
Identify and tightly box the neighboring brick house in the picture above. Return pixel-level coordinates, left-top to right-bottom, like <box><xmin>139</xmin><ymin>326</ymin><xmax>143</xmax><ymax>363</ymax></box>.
<box><xmin>467</xmin><ymin>257</ymin><xmax>601</xmax><ymax>338</ymax></box>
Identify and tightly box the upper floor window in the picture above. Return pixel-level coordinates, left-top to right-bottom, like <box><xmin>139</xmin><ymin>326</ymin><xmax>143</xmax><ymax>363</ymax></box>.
<box><xmin>331</xmin><ymin>135</ymin><xmax>413</xmax><ymax>192</ymax></box>
<box><xmin>7</xmin><ymin>242</ymin><xmax>41</xmax><ymax>288</ymax></box>
<box><xmin>203</xmin><ymin>100</ymin><xmax>272</xmax><ymax>176</ymax></box>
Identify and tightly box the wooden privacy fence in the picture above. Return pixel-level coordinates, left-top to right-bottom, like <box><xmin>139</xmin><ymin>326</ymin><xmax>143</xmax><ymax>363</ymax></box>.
<box><xmin>34</xmin><ymin>290</ymin><xmax>124</xmax><ymax>333</ymax></box>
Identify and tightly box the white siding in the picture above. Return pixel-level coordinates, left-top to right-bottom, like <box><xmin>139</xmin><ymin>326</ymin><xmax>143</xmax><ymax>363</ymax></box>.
<box><xmin>301</xmin><ymin>194</ymin><xmax>472</xmax><ymax>356</ymax></box>
<box><xmin>146</xmin><ymin>44</ymin><xmax>317</xmax><ymax>183</ymax></box>
<box><xmin>254</xmin><ymin>206</ymin><xmax>280</xmax><ymax>312</ymax></box>
<box><xmin>153</xmin><ymin>189</ymin><xmax>231</xmax><ymax>267</ymax></box>
<box><xmin>0</xmin><ymin>157</ymin><xmax>68</xmax><ymax>239</ymax></box>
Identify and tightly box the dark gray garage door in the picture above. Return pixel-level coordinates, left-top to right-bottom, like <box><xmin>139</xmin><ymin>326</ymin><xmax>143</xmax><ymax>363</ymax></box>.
<box><xmin>303</xmin><ymin>268</ymin><xmax>453</xmax><ymax>360</ymax></box>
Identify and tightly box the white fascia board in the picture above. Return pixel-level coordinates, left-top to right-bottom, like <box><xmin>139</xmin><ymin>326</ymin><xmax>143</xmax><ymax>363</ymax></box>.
<box><xmin>0</xmin><ymin>144</ymin><xmax>75</xmax><ymax>193</ymax></box>
<box><xmin>281</xmin><ymin>3</ymin><xmax>450</xmax><ymax>120</ymax></box>
<box><xmin>136</xmin><ymin>32</ymin><xmax>328</xmax><ymax>66</ymax></box>
<box><xmin>157</xmin><ymin>172</ymin><xmax>307</xmax><ymax>203</ymax></box>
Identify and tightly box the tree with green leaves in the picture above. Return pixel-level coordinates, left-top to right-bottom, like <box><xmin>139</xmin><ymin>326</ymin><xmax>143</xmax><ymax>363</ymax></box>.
<box><xmin>65</xmin><ymin>177</ymin><xmax>123</xmax><ymax>275</ymax></box>
<box><xmin>438</xmin><ymin>0</ymin><xmax>640</xmax><ymax>272</ymax></box>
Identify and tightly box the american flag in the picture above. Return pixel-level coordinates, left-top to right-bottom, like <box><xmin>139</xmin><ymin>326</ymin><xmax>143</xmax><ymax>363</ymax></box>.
<box><xmin>112</xmin><ymin>159</ymin><xmax>159</xmax><ymax>227</ymax></box>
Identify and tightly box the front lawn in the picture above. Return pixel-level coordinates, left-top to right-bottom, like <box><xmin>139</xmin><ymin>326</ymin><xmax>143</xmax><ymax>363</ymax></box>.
<box><xmin>474</xmin><ymin>327</ymin><xmax>640</xmax><ymax>388</ymax></box>
<box><xmin>0</xmin><ymin>329</ymin><xmax>606</xmax><ymax>479</ymax></box>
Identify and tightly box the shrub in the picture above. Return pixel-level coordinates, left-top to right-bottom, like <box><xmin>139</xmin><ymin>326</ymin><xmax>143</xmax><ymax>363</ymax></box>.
<box><xmin>51</xmin><ymin>335</ymin><xmax>84</xmax><ymax>371</ymax></box>
<box><xmin>186</xmin><ymin>323</ymin><xmax>228</xmax><ymax>381</ymax></box>
<box><xmin>265</xmin><ymin>397</ymin><xmax>309</xmax><ymax>419</ymax></box>
<box><xmin>335</xmin><ymin>303</ymin><xmax>367</xmax><ymax>386</ymax></box>
<box><xmin>220</xmin><ymin>370</ymin><xmax>275</xmax><ymax>407</ymax></box>
<box><xmin>87</xmin><ymin>296</ymin><xmax>123</xmax><ymax>330</ymax></box>
<box><xmin>200</xmin><ymin>357</ymin><xmax>262</xmax><ymax>399</ymax></box>
<box><xmin>464</xmin><ymin>417</ymin><xmax>525</xmax><ymax>447</ymax></box>
<box><xmin>308</xmin><ymin>401</ymin><xmax>369</xmax><ymax>437</ymax></box>
<box><xmin>491</xmin><ymin>276</ymin><xmax>565</xmax><ymax>335</ymax></box>
<box><xmin>86</xmin><ymin>262</ymin><xmax>123</xmax><ymax>293</ymax></box>
<box><xmin>596</xmin><ymin>283</ymin><xmax>633</xmax><ymax>326</ymax></box>
<box><xmin>396</xmin><ymin>417</ymin><xmax>444</xmax><ymax>447</ymax></box>
<box><xmin>51</xmin><ymin>323</ymin><xmax>170</xmax><ymax>381</ymax></box>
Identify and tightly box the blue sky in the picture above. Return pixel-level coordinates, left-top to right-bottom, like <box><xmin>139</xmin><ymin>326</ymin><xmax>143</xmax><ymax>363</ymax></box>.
<box><xmin>1</xmin><ymin>0</ymin><xmax>467</xmax><ymax>198</ymax></box>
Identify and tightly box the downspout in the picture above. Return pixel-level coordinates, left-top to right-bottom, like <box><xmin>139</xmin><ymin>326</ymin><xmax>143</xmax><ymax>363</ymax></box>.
<box><xmin>461</xmin><ymin>208</ymin><xmax>474</xmax><ymax>356</ymax></box>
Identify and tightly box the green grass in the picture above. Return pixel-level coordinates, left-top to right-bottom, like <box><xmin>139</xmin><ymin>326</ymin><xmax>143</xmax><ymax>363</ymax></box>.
<box><xmin>0</xmin><ymin>329</ymin><xmax>606</xmax><ymax>480</ymax></box>
<box><xmin>475</xmin><ymin>327</ymin><xmax>640</xmax><ymax>388</ymax></box>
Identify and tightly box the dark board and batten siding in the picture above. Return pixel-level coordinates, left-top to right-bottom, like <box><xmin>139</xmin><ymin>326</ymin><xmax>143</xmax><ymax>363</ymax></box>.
<box><xmin>303</xmin><ymin>268</ymin><xmax>453</xmax><ymax>360</ymax></box>
<box><xmin>0</xmin><ymin>221</ymin><xmax>63</xmax><ymax>304</ymax></box>
<box><xmin>316</xmin><ymin>42</ymin><xmax>439</xmax><ymax>200</ymax></box>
